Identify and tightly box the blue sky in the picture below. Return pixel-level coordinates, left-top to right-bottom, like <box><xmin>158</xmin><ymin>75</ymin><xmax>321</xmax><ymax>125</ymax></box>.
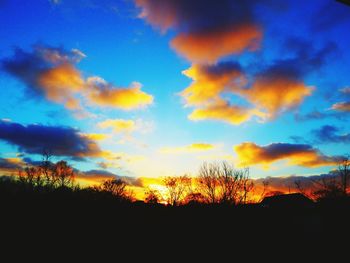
<box><xmin>0</xmin><ymin>0</ymin><xmax>350</xmax><ymax>180</ymax></box>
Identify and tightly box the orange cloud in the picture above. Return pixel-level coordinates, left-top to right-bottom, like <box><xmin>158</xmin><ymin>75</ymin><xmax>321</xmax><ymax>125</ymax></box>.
<box><xmin>172</xmin><ymin>24</ymin><xmax>262</xmax><ymax>63</ymax></box>
<box><xmin>235</xmin><ymin>77</ymin><xmax>314</xmax><ymax>118</ymax></box>
<box><xmin>181</xmin><ymin>63</ymin><xmax>245</xmax><ymax>106</ymax></box>
<box><xmin>38</xmin><ymin>63</ymin><xmax>84</xmax><ymax>110</ymax></box>
<box><xmin>160</xmin><ymin>143</ymin><xmax>215</xmax><ymax>154</ymax></box>
<box><xmin>180</xmin><ymin>63</ymin><xmax>263</xmax><ymax>124</ymax></box>
<box><xmin>181</xmin><ymin>62</ymin><xmax>314</xmax><ymax>124</ymax></box>
<box><xmin>234</xmin><ymin>142</ymin><xmax>340</xmax><ymax>168</ymax></box>
<box><xmin>135</xmin><ymin>0</ymin><xmax>262</xmax><ymax>63</ymax></box>
<box><xmin>331</xmin><ymin>101</ymin><xmax>350</xmax><ymax>111</ymax></box>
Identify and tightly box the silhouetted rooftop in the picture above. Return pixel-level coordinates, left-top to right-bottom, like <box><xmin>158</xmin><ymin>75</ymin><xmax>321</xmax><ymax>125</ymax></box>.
<box><xmin>261</xmin><ymin>193</ymin><xmax>313</xmax><ymax>208</ymax></box>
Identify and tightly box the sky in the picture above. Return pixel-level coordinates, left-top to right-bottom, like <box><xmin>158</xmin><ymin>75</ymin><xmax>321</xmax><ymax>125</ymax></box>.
<box><xmin>0</xmin><ymin>0</ymin><xmax>350</xmax><ymax>185</ymax></box>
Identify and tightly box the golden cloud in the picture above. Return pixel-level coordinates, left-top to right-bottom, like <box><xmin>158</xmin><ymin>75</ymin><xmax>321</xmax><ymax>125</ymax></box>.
<box><xmin>87</xmin><ymin>80</ymin><xmax>153</xmax><ymax>110</ymax></box>
<box><xmin>188</xmin><ymin>100</ymin><xmax>264</xmax><ymax>125</ymax></box>
<box><xmin>98</xmin><ymin>119</ymin><xmax>136</xmax><ymax>134</ymax></box>
<box><xmin>234</xmin><ymin>142</ymin><xmax>340</xmax><ymax>168</ymax></box>
<box><xmin>83</xmin><ymin>133</ymin><xmax>109</xmax><ymax>141</ymax></box>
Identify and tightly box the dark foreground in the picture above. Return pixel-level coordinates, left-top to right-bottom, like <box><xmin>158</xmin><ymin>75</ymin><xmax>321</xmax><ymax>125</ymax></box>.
<box><xmin>1</xmin><ymin>185</ymin><xmax>350</xmax><ymax>259</ymax></box>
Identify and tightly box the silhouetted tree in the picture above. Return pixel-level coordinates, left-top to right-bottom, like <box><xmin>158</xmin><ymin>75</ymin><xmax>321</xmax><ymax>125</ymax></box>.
<box><xmin>338</xmin><ymin>156</ymin><xmax>350</xmax><ymax>196</ymax></box>
<box><xmin>163</xmin><ymin>175</ymin><xmax>191</xmax><ymax>206</ymax></box>
<box><xmin>52</xmin><ymin>161</ymin><xmax>75</xmax><ymax>188</ymax></box>
<box><xmin>183</xmin><ymin>192</ymin><xmax>206</xmax><ymax>205</ymax></box>
<box><xmin>198</xmin><ymin>162</ymin><xmax>253</xmax><ymax>205</ymax></box>
<box><xmin>258</xmin><ymin>180</ymin><xmax>269</xmax><ymax>202</ymax></box>
<box><xmin>144</xmin><ymin>188</ymin><xmax>161</xmax><ymax>204</ymax></box>
<box><xmin>39</xmin><ymin>151</ymin><xmax>55</xmax><ymax>187</ymax></box>
<box><xmin>101</xmin><ymin>178</ymin><xmax>129</xmax><ymax>199</ymax></box>
<box><xmin>18</xmin><ymin>166</ymin><xmax>44</xmax><ymax>188</ymax></box>
<box><xmin>198</xmin><ymin>162</ymin><xmax>220</xmax><ymax>203</ymax></box>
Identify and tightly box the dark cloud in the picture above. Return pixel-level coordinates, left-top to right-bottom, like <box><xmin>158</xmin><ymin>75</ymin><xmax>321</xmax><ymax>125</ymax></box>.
<box><xmin>199</xmin><ymin>62</ymin><xmax>243</xmax><ymax>79</ymax></box>
<box><xmin>0</xmin><ymin>157</ymin><xmax>22</xmax><ymax>170</ymax></box>
<box><xmin>312</xmin><ymin>125</ymin><xmax>350</xmax><ymax>144</ymax></box>
<box><xmin>0</xmin><ymin>120</ymin><xmax>104</xmax><ymax>158</ymax></box>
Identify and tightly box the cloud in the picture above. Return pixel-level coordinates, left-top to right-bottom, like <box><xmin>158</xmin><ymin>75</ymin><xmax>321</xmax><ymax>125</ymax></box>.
<box><xmin>98</xmin><ymin>119</ymin><xmax>136</xmax><ymax>134</ymax></box>
<box><xmin>188</xmin><ymin>99</ymin><xmax>263</xmax><ymax>125</ymax></box>
<box><xmin>294</xmin><ymin>110</ymin><xmax>348</xmax><ymax>122</ymax></box>
<box><xmin>180</xmin><ymin>63</ymin><xmax>265</xmax><ymax>124</ymax></box>
<box><xmin>179</xmin><ymin>38</ymin><xmax>336</xmax><ymax>124</ymax></box>
<box><xmin>83</xmin><ymin>133</ymin><xmax>109</xmax><ymax>141</ymax></box>
<box><xmin>171</xmin><ymin>24</ymin><xmax>262</xmax><ymax>63</ymax></box>
<box><xmin>312</xmin><ymin>125</ymin><xmax>350</xmax><ymax>144</ymax></box>
<box><xmin>234</xmin><ymin>142</ymin><xmax>341</xmax><ymax>168</ymax></box>
<box><xmin>0</xmin><ymin>157</ymin><xmax>23</xmax><ymax>173</ymax></box>
<box><xmin>86</xmin><ymin>78</ymin><xmax>153</xmax><ymax>110</ymax></box>
<box><xmin>0</xmin><ymin>120</ymin><xmax>107</xmax><ymax>158</ymax></box>
<box><xmin>1</xmin><ymin>45</ymin><xmax>85</xmax><ymax>111</ymax></box>
<box><xmin>254</xmin><ymin>171</ymin><xmax>340</xmax><ymax>198</ymax></box>
<box><xmin>160</xmin><ymin>143</ymin><xmax>215</xmax><ymax>154</ymax></box>
<box><xmin>235</xmin><ymin>74</ymin><xmax>313</xmax><ymax>119</ymax></box>
<box><xmin>135</xmin><ymin>0</ymin><xmax>262</xmax><ymax>63</ymax></box>
<box><xmin>181</xmin><ymin>62</ymin><xmax>245</xmax><ymax>106</ymax></box>
<box><xmin>331</xmin><ymin>101</ymin><xmax>350</xmax><ymax>112</ymax></box>
<box><xmin>76</xmin><ymin>169</ymin><xmax>118</xmax><ymax>184</ymax></box>
<box><xmin>340</xmin><ymin>87</ymin><xmax>350</xmax><ymax>94</ymax></box>
<box><xmin>1</xmin><ymin>45</ymin><xmax>153</xmax><ymax>115</ymax></box>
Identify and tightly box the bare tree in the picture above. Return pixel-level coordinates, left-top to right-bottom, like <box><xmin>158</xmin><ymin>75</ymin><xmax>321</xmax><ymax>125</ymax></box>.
<box><xmin>18</xmin><ymin>166</ymin><xmax>44</xmax><ymax>188</ymax></box>
<box><xmin>258</xmin><ymin>180</ymin><xmax>269</xmax><ymax>202</ymax></box>
<box><xmin>101</xmin><ymin>178</ymin><xmax>128</xmax><ymax>199</ymax></box>
<box><xmin>39</xmin><ymin>151</ymin><xmax>56</xmax><ymax>187</ymax></box>
<box><xmin>198</xmin><ymin>162</ymin><xmax>220</xmax><ymax>204</ymax></box>
<box><xmin>338</xmin><ymin>156</ymin><xmax>350</xmax><ymax>196</ymax></box>
<box><xmin>52</xmin><ymin>161</ymin><xmax>75</xmax><ymax>188</ymax></box>
<box><xmin>198</xmin><ymin>162</ymin><xmax>253</xmax><ymax>205</ymax></box>
<box><xmin>144</xmin><ymin>188</ymin><xmax>161</xmax><ymax>204</ymax></box>
<box><xmin>163</xmin><ymin>175</ymin><xmax>191</xmax><ymax>206</ymax></box>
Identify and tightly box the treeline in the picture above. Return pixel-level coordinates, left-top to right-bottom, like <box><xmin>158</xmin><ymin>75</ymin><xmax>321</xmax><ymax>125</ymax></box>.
<box><xmin>1</xmin><ymin>153</ymin><xmax>350</xmax><ymax>206</ymax></box>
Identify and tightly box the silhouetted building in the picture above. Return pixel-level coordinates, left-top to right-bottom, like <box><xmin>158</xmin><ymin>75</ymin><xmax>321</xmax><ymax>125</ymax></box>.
<box><xmin>261</xmin><ymin>193</ymin><xmax>313</xmax><ymax>208</ymax></box>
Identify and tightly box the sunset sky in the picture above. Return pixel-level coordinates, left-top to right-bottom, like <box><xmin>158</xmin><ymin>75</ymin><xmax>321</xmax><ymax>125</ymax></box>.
<box><xmin>0</xmin><ymin>0</ymin><xmax>350</xmax><ymax>186</ymax></box>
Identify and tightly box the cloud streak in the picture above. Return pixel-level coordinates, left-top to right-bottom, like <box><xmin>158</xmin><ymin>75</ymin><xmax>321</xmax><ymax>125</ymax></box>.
<box><xmin>160</xmin><ymin>143</ymin><xmax>215</xmax><ymax>154</ymax></box>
